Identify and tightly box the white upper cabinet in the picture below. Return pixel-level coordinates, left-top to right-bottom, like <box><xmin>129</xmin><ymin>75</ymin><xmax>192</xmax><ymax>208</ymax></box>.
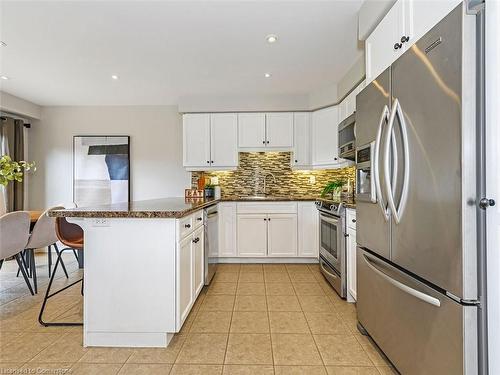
<box><xmin>238</xmin><ymin>113</ymin><xmax>266</xmax><ymax>148</ymax></box>
<box><xmin>210</xmin><ymin>113</ymin><xmax>238</xmax><ymax>168</ymax></box>
<box><xmin>183</xmin><ymin>113</ymin><xmax>238</xmax><ymax>170</ymax></box>
<box><xmin>410</xmin><ymin>0</ymin><xmax>462</xmax><ymax>44</ymax></box>
<box><xmin>183</xmin><ymin>114</ymin><xmax>211</xmax><ymax>168</ymax></box>
<box><xmin>292</xmin><ymin>112</ymin><xmax>310</xmax><ymax>168</ymax></box>
<box><xmin>365</xmin><ymin>0</ymin><xmax>461</xmax><ymax>83</ymax></box>
<box><xmin>365</xmin><ymin>0</ymin><xmax>406</xmax><ymax>83</ymax></box>
<box><xmin>311</xmin><ymin>106</ymin><xmax>343</xmax><ymax>167</ymax></box>
<box><xmin>238</xmin><ymin>112</ymin><xmax>293</xmax><ymax>150</ymax></box>
<box><xmin>265</xmin><ymin>113</ymin><xmax>294</xmax><ymax>148</ymax></box>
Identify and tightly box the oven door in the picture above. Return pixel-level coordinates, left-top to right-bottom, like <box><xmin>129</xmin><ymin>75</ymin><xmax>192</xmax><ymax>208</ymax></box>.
<box><xmin>319</xmin><ymin>212</ymin><xmax>342</xmax><ymax>272</ymax></box>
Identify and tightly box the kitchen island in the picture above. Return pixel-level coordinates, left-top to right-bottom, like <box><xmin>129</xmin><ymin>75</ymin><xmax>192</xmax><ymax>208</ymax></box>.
<box><xmin>49</xmin><ymin>198</ymin><xmax>217</xmax><ymax>348</ymax></box>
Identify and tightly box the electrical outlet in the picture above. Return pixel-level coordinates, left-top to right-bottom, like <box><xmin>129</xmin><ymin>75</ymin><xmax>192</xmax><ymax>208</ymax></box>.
<box><xmin>92</xmin><ymin>218</ymin><xmax>110</xmax><ymax>227</ymax></box>
<box><xmin>309</xmin><ymin>175</ymin><xmax>316</xmax><ymax>184</ymax></box>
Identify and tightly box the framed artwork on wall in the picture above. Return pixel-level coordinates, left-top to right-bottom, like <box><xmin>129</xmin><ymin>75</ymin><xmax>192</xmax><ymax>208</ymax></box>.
<box><xmin>73</xmin><ymin>135</ymin><xmax>130</xmax><ymax>207</ymax></box>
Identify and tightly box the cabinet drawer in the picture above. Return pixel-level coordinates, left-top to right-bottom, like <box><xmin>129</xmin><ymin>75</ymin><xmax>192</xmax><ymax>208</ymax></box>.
<box><xmin>192</xmin><ymin>210</ymin><xmax>204</xmax><ymax>229</ymax></box>
<box><xmin>237</xmin><ymin>202</ymin><xmax>297</xmax><ymax>214</ymax></box>
<box><xmin>179</xmin><ymin>214</ymin><xmax>194</xmax><ymax>239</ymax></box>
<box><xmin>346</xmin><ymin>208</ymin><xmax>356</xmax><ymax>229</ymax></box>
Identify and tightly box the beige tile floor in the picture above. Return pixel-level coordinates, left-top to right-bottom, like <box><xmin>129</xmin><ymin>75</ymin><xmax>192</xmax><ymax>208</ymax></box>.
<box><xmin>0</xmin><ymin>254</ymin><xmax>397</xmax><ymax>374</ymax></box>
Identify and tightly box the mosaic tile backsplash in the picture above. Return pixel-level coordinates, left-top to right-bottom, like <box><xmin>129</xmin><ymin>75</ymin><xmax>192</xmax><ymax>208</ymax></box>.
<box><xmin>191</xmin><ymin>152</ymin><xmax>356</xmax><ymax>197</ymax></box>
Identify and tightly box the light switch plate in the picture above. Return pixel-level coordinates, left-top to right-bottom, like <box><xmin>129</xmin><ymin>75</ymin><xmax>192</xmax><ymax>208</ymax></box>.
<box><xmin>92</xmin><ymin>218</ymin><xmax>110</xmax><ymax>227</ymax></box>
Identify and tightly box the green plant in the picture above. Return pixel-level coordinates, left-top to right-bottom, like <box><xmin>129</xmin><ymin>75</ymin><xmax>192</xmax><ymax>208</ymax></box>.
<box><xmin>0</xmin><ymin>155</ymin><xmax>35</xmax><ymax>187</ymax></box>
<box><xmin>321</xmin><ymin>180</ymin><xmax>344</xmax><ymax>197</ymax></box>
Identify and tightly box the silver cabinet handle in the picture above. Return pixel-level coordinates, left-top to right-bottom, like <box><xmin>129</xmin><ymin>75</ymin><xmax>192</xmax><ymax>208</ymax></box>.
<box><xmin>363</xmin><ymin>254</ymin><xmax>441</xmax><ymax>307</ymax></box>
<box><xmin>384</xmin><ymin>98</ymin><xmax>410</xmax><ymax>224</ymax></box>
<box><xmin>374</xmin><ymin>105</ymin><xmax>390</xmax><ymax>221</ymax></box>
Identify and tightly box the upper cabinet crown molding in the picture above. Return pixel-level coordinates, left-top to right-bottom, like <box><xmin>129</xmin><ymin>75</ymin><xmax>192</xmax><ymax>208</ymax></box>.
<box><xmin>365</xmin><ymin>0</ymin><xmax>462</xmax><ymax>83</ymax></box>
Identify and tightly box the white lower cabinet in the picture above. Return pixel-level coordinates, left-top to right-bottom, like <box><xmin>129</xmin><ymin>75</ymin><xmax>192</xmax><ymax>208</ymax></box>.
<box><xmin>177</xmin><ymin>235</ymin><xmax>193</xmax><ymax>328</ymax></box>
<box><xmin>176</xmin><ymin>211</ymin><xmax>205</xmax><ymax>330</ymax></box>
<box><xmin>267</xmin><ymin>214</ymin><xmax>298</xmax><ymax>257</ymax></box>
<box><xmin>346</xmin><ymin>208</ymin><xmax>357</xmax><ymax>303</ymax></box>
<box><xmin>193</xmin><ymin>226</ymin><xmax>204</xmax><ymax>297</ymax></box>
<box><xmin>218</xmin><ymin>202</ymin><xmax>237</xmax><ymax>257</ymax></box>
<box><xmin>297</xmin><ymin>202</ymin><xmax>319</xmax><ymax>257</ymax></box>
<box><xmin>237</xmin><ymin>214</ymin><xmax>268</xmax><ymax>257</ymax></box>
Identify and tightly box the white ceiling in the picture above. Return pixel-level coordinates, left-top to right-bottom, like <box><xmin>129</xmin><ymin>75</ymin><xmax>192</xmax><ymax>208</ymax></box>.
<box><xmin>0</xmin><ymin>1</ymin><xmax>363</xmax><ymax>106</ymax></box>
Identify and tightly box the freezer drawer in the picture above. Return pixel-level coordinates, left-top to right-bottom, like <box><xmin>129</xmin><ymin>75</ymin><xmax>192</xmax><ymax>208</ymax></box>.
<box><xmin>356</xmin><ymin>248</ymin><xmax>477</xmax><ymax>375</ymax></box>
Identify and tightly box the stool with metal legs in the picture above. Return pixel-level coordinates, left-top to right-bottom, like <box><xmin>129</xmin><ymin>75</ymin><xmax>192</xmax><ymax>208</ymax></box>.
<box><xmin>39</xmin><ymin>216</ymin><xmax>83</xmax><ymax>327</ymax></box>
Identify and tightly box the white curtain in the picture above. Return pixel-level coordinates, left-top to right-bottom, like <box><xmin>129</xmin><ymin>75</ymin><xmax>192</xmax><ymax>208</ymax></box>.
<box><xmin>0</xmin><ymin>119</ymin><xmax>9</xmax><ymax>216</ymax></box>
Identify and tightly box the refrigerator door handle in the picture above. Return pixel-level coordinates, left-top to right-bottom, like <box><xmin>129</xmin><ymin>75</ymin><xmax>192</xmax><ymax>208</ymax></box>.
<box><xmin>374</xmin><ymin>105</ymin><xmax>390</xmax><ymax>220</ymax></box>
<box><xmin>384</xmin><ymin>98</ymin><xmax>410</xmax><ymax>224</ymax></box>
<box><xmin>362</xmin><ymin>253</ymin><xmax>441</xmax><ymax>307</ymax></box>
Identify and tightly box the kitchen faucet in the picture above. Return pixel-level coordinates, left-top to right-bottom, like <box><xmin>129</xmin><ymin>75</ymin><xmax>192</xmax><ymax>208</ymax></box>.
<box><xmin>263</xmin><ymin>172</ymin><xmax>277</xmax><ymax>195</ymax></box>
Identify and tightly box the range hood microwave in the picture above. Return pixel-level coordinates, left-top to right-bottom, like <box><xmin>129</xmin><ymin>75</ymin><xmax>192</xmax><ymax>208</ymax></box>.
<box><xmin>338</xmin><ymin>112</ymin><xmax>356</xmax><ymax>160</ymax></box>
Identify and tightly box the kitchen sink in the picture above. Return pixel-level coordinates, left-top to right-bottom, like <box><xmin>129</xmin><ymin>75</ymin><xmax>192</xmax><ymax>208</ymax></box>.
<box><xmin>240</xmin><ymin>195</ymin><xmax>287</xmax><ymax>200</ymax></box>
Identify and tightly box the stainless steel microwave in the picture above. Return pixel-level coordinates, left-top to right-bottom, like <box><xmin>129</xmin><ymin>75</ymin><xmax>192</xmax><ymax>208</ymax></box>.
<box><xmin>338</xmin><ymin>112</ymin><xmax>356</xmax><ymax>160</ymax></box>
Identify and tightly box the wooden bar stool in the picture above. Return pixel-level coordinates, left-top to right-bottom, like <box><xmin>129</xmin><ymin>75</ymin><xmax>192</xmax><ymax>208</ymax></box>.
<box><xmin>38</xmin><ymin>217</ymin><xmax>84</xmax><ymax>327</ymax></box>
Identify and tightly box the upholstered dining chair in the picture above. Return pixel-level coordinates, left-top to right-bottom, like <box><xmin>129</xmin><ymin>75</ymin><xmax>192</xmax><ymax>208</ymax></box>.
<box><xmin>39</xmin><ymin>216</ymin><xmax>83</xmax><ymax>326</ymax></box>
<box><xmin>0</xmin><ymin>211</ymin><xmax>34</xmax><ymax>295</ymax></box>
<box><xmin>24</xmin><ymin>206</ymin><xmax>69</xmax><ymax>294</ymax></box>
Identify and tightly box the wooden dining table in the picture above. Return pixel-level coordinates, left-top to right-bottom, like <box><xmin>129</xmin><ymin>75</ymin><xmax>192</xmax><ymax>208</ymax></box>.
<box><xmin>28</xmin><ymin>210</ymin><xmax>43</xmax><ymax>224</ymax></box>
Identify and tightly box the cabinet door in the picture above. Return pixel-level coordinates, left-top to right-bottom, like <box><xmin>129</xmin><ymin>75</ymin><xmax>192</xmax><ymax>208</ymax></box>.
<box><xmin>311</xmin><ymin>106</ymin><xmax>340</xmax><ymax>166</ymax></box>
<box><xmin>183</xmin><ymin>114</ymin><xmax>211</xmax><ymax>167</ymax></box>
<box><xmin>365</xmin><ymin>0</ymin><xmax>405</xmax><ymax>83</ymax></box>
<box><xmin>347</xmin><ymin>227</ymin><xmax>357</xmax><ymax>302</ymax></box>
<box><xmin>219</xmin><ymin>203</ymin><xmax>237</xmax><ymax>257</ymax></box>
<box><xmin>297</xmin><ymin>202</ymin><xmax>319</xmax><ymax>257</ymax></box>
<box><xmin>292</xmin><ymin>113</ymin><xmax>310</xmax><ymax>167</ymax></box>
<box><xmin>407</xmin><ymin>0</ymin><xmax>461</xmax><ymax>48</ymax></box>
<box><xmin>237</xmin><ymin>214</ymin><xmax>268</xmax><ymax>257</ymax></box>
<box><xmin>266</xmin><ymin>113</ymin><xmax>293</xmax><ymax>148</ymax></box>
<box><xmin>210</xmin><ymin>113</ymin><xmax>238</xmax><ymax>167</ymax></box>
<box><xmin>238</xmin><ymin>113</ymin><xmax>266</xmax><ymax>148</ymax></box>
<box><xmin>192</xmin><ymin>226</ymin><xmax>205</xmax><ymax>297</ymax></box>
<box><xmin>267</xmin><ymin>214</ymin><xmax>298</xmax><ymax>257</ymax></box>
<box><xmin>345</xmin><ymin>91</ymin><xmax>356</xmax><ymax>118</ymax></box>
<box><xmin>177</xmin><ymin>236</ymin><xmax>193</xmax><ymax>329</ymax></box>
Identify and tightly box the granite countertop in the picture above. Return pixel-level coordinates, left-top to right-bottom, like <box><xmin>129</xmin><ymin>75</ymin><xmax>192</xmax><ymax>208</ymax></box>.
<box><xmin>48</xmin><ymin>195</ymin><xmax>355</xmax><ymax>219</ymax></box>
<box><xmin>48</xmin><ymin>198</ymin><xmax>218</xmax><ymax>219</ymax></box>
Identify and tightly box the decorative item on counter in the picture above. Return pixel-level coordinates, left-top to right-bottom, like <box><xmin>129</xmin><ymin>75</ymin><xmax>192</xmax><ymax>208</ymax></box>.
<box><xmin>204</xmin><ymin>184</ymin><xmax>215</xmax><ymax>198</ymax></box>
<box><xmin>211</xmin><ymin>176</ymin><xmax>222</xmax><ymax>199</ymax></box>
<box><xmin>197</xmin><ymin>173</ymin><xmax>205</xmax><ymax>191</ymax></box>
<box><xmin>341</xmin><ymin>178</ymin><xmax>354</xmax><ymax>199</ymax></box>
<box><xmin>185</xmin><ymin>188</ymin><xmax>204</xmax><ymax>198</ymax></box>
<box><xmin>321</xmin><ymin>180</ymin><xmax>345</xmax><ymax>200</ymax></box>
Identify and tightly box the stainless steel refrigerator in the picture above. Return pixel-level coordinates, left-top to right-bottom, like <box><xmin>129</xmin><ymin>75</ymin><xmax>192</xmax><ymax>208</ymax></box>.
<box><xmin>355</xmin><ymin>4</ymin><xmax>483</xmax><ymax>374</ymax></box>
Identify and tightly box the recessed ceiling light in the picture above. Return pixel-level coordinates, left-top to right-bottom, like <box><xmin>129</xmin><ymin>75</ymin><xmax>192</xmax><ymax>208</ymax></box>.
<box><xmin>0</xmin><ymin>41</ymin><xmax>6</xmax><ymax>47</ymax></box>
<box><xmin>266</xmin><ymin>34</ymin><xmax>278</xmax><ymax>43</ymax></box>
<box><xmin>264</xmin><ymin>73</ymin><xmax>271</xmax><ymax>78</ymax></box>
<box><xmin>0</xmin><ymin>75</ymin><xmax>9</xmax><ymax>80</ymax></box>
<box><xmin>111</xmin><ymin>75</ymin><xmax>119</xmax><ymax>80</ymax></box>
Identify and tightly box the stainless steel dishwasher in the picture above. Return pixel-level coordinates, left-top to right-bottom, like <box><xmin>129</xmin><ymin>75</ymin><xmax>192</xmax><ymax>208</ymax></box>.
<box><xmin>204</xmin><ymin>205</ymin><xmax>218</xmax><ymax>285</ymax></box>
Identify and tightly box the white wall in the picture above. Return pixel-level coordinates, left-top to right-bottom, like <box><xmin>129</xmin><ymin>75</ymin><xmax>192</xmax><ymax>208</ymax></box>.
<box><xmin>337</xmin><ymin>55</ymin><xmax>365</xmax><ymax>100</ymax></box>
<box><xmin>0</xmin><ymin>91</ymin><xmax>42</xmax><ymax>119</ymax></box>
<box><xmin>27</xmin><ymin>105</ymin><xmax>190</xmax><ymax>209</ymax></box>
<box><xmin>358</xmin><ymin>0</ymin><xmax>397</xmax><ymax>41</ymax></box>
<box><xmin>178</xmin><ymin>93</ymin><xmax>310</xmax><ymax>113</ymax></box>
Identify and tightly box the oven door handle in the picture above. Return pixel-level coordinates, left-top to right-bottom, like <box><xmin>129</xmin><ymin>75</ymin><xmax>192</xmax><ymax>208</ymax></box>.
<box><xmin>320</xmin><ymin>259</ymin><xmax>339</xmax><ymax>280</ymax></box>
<box><xmin>319</xmin><ymin>213</ymin><xmax>339</xmax><ymax>226</ymax></box>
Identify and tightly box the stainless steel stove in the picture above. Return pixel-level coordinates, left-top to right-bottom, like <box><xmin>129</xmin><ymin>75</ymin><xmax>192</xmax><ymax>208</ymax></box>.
<box><xmin>315</xmin><ymin>199</ymin><xmax>346</xmax><ymax>298</ymax></box>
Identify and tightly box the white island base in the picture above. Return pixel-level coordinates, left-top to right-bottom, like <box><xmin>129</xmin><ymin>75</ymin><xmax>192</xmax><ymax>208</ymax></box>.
<box><xmin>67</xmin><ymin>208</ymin><xmax>206</xmax><ymax>348</ymax></box>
